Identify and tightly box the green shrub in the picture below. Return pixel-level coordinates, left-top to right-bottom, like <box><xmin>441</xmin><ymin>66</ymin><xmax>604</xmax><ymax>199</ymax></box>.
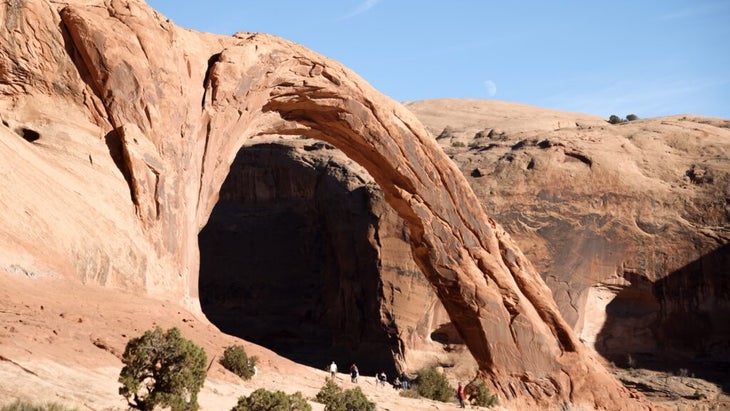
<box><xmin>118</xmin><ymin>327</ymin><xmax>207</xmax><ymax>411</ymax></box>
<box><xmin>466</xmin><ymin>380</ymin><xmax>498</xmax><ymax>407</ymax></box>
<box><xmin>338</xmin><ymin>387</ymin><xmax>374</xmax><ymax>411</ymax></box>
<box><xmin>608</xmin><ymin>114</ymin><xmax>624</xmax><ymax>124</ymax></box>
<box><xmin>315</xmin><ymin>379</ymin><xmax>374</xmax><ymax>411</ymax></box>
<box><xmin>0</xmin><ymin>400</ymin><xmax>79</xmax><ymax>411</ymax></box>
<box><xmin>315</xmin><ymin>378</ymin><xmax>342</xmax><ymax>405</ymax></box>
<box><xmin>626</xmin><ymin>114</ymin><xmax>639</xmax><ymax>121</ymax></box>
<box><xmin>220</xmin><ymin>345</ymin><xmax>258</xmax><ymax>380</ymax></box>
<box><xmin>415</xmin><ymin>368</ymin><xmax>454</xmax><ymax>402</ymax></box>
<box><xmin>451</xmin><ymin>141</ymin><xmax>466</xmax><ymax>147</ymax></box>
<box><xmin>231</xmin><ymin>388</ymin><xmax>311</xmax><ymax>411</ymax></box>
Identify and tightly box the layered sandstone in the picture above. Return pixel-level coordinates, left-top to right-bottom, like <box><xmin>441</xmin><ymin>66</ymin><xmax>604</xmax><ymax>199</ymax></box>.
<box><xmin>0</xmin><ymin>0</ymin><xmax>669</xmax><ymax>408</ymax></box>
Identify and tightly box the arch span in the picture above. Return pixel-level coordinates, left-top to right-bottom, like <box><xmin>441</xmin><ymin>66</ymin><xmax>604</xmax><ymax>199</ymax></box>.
<box><xmin>191</xmin><ymin>34</ymin><xmax>641</xmax><ymax>409</ymax></box>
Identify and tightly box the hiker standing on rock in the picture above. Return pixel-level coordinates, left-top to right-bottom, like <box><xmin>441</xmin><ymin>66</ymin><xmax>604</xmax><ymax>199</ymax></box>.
<box><xmin>377</xmin><ymin>371</ymin><xmax>387</xmax><ymax>387</ymax></box>
<box><xmin>329</xmin><ymin>361</ymin><xmax>337</xmax><ymax>379</ymax></box>
<box><xmin>456</xmin><ymin>382</ymin><xmax>466</xmax><ymax>408</ymax></box>
<box><xmin>349</xmin><ymin>363</ymin><xmax>359</xmax><ymax>383</ymax></box>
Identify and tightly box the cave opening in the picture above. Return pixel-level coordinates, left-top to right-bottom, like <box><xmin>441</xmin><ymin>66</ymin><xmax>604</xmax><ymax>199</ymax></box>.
<box><xmin>198</xmin><ymin>137</ymin><xmax>401</xmax><ymax>376</ymax></box>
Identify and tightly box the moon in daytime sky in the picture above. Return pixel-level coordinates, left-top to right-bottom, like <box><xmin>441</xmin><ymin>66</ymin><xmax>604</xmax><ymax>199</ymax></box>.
<box><xmin>484</xmin><ymin>80</ymin><xmax>497</xmax><ymax>97</ymax></box>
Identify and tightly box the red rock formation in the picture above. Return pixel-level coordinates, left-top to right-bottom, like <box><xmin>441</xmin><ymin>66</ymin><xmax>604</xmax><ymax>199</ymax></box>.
<box><xmin>0</xmin><ymin>1</ymin><xmax>661</xmax><ymax>408</ymax></box>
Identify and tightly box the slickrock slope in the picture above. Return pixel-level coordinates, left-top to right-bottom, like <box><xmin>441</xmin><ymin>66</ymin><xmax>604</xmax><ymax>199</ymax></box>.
<box><xmin>0</xmin><ymin>0</ymin><xmax>668</xmax><ymax>409</ymax></box>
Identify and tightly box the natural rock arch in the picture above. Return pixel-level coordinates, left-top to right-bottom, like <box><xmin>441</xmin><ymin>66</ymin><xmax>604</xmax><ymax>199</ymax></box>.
<box><xmin>191</xmin><ymin>35</ymin><xmax>646</xmax><ymax>410</ymax></box>
<box><xmin>1</xmin><ymin>1</ymin><xmax>657</xmax><ymax>409</ymax></box>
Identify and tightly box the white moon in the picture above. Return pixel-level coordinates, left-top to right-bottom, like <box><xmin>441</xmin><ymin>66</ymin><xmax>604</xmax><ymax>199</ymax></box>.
<box><xmin>484</xmin><ymin>80</ymin><xmax>497</xmax><ymax>97</ymax></box>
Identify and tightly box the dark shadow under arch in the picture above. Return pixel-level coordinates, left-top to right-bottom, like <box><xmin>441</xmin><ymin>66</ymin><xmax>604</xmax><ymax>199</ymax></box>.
<box><xmin>198</xmin><ymin>139</ymin><xmax>400</xmax><ymax>376</ymax></box>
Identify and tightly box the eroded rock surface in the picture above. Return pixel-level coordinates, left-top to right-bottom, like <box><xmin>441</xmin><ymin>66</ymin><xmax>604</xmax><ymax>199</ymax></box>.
<box><xmin>0</xmin><ymin>0</ymin><xmax>672</xmax><ymax>408</ymax></box>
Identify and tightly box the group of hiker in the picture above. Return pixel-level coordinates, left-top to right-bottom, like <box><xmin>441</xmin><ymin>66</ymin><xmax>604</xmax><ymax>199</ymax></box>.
<box><xmin>328</xmin><ymin>361</ymin><xmax>411</xmax><ymax>389</ymax></box>
<box><xmin>330</xmin><ymin>361</ymin><xmax>476</xmax><ymax>408</ymax></box>
<box><xmin>376</xmin><ymin>370</ymin><xmax>412</xmax><ymax>389</ymax></box>
<box><xmin>329</xmin><ymin>361</ymin><xmax>472</xmax><ymax>407</ymax></box>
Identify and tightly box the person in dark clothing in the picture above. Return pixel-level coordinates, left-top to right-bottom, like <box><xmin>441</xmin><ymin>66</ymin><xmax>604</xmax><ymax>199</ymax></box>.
<box><xmin>399</xmin><ymin>372</ymin><xmax>409</xmax><ymax>389</ymax></box>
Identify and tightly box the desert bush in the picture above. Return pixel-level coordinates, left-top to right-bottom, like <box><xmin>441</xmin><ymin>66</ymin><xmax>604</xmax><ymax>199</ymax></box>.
<box><xmin>466</xmin><ymin>380</ymin><xmax>498</xmax><ymax>407</ymax></box>
<box><xmin>686</xmin><ymin>164</ymin><xmax>713</xmax><ymax>184</ymax></box>
<box><xmin>626</xmin><ymin>114</ymin><xmax>639</xmax><ymax>121</ymax></box>
<box><xmin>0</xmin><ymin>400</ymin><xmax>79</xmax><ymax>411</ymax></box>
<box><xmin>338</xmin><ymin>387</ymin><xmax>374</xmax><ymax>411</ymax></box>
<box><xmin>608</xmin><ymin>114</ymin><xmax>624</xmax><ymax>124</ymax></box>
<box><xmin>220</xmin><ymin>345</ymin><xmax>258</xmax><ymax>380</ymax></box>
<box><xmin>315</xmin><ymin>379</ymin><xmax>374</xmax><ymax>411</ymax></box>
<box><xmin>451</xmin><ymin>141</ymin><xmax>466</xmax><ymax>148</ymax></box>
<box><xmin>415</xmin><ymin>367</ymin><xmax>453</xmax><ymax>402</ymax></box>
<box><xmin>118</xmin><ymin>326</ymin><xmax>207</xmax><ymax>411</ymax></box>
<box><xmin>231</xmin><ymin>388</ymin><xmax>311</xmax><ymax>411</ymax></box>
<box><xmin>315</xmin><ymin>378</ymin><xmax>342</xmax><ymax>405</ymax></box>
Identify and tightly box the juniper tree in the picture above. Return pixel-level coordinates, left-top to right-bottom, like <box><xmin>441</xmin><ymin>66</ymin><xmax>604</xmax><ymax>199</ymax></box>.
<box><xmin>118</xmin><ymin>327</ymin><xmax>207</xmax><ymax>411</ymax></box>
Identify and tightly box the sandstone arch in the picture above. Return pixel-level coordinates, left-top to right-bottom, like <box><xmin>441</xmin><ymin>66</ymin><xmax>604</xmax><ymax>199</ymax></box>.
<box><xmin>191</xmin><ymin>35</ymin><xmax>644</xmax><ymax>408</ymax></box>
<box><xmin>0</xmin><ymin>1</ymin><xmax>657</xmax><ymax>408</ymax></box>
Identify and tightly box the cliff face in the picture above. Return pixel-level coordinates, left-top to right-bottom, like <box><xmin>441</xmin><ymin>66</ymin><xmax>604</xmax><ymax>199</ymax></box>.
<box><xmin>0</xmin><ymin>0</ymin><xmax>692</xmax><ymax>408</ymax></box>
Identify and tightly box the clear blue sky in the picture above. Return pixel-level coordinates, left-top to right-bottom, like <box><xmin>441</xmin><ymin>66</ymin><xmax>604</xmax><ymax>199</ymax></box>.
<box><xmin>147</xmin><ymin>1</ymin><xmax>730</xmax><ymax>119</ymax></box>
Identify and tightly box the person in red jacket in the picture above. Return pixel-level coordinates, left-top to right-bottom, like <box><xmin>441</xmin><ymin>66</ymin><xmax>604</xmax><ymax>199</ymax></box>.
<box><xmin>456</xmin><ymin>382</ymin><xmax>466</xmax><ymax>408</ymax></box>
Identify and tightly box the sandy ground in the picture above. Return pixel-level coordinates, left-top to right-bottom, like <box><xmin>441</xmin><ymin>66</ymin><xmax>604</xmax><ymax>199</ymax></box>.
<box><xmin>0</xmin><ymin>270</ymin><xmax>498</xmax><ymax>411</ymax></box>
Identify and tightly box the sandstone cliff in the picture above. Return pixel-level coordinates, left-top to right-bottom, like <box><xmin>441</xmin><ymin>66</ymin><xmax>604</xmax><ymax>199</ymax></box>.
<box><xmin>0</xmin><ymin>0</ymin><xmax>693</xmax><ymax>409</ymax></box>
